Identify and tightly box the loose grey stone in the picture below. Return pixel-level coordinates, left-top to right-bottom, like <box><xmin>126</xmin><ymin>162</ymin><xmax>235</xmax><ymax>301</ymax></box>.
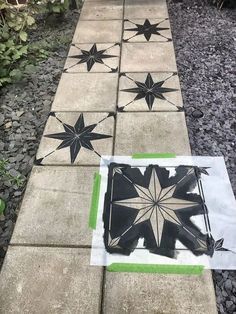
<box><xmin>192</xmin><ymin>109</ymin><xmax>204</xmax><ymax>118</ymax></box>
<box><xmin>0</xmin><ymin>10</ymin><xmax>79</xmax><ymax>269</ymax></box>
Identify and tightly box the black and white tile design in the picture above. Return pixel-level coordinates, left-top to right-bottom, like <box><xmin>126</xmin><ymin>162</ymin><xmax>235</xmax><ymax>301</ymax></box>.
<box><xmin>36</xmin><ymin>112</ymin><xmax>114</xmax><ymax>165</ymax></box>
<box><xmin>64</xmin><ymin>43</ymin><xmax>120</xmax><ymax>73</ymax></box>
<box><xmin>123</xmin><ymin>18</ymin><xmax>172</xmax><ymax>42</ymax></box>
<box><xmin>118</xmin><ymin>72</ymin><xmax>183</xmax><ymax>111</ymax></box>
<box><xmin>103</xmin><ymin>163</ymin><xmax>226</xmax><ymax>259</ymax></box>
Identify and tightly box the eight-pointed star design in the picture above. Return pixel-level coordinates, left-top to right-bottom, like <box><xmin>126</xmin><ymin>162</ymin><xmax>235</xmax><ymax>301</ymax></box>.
<box><xmin>124</xmin><ymin>18</ymin><xmax>170</xmax><ymax>42</ymax></box>
<box><xmin>69</xmin><ymin>44</ymin><xmax>117</xmax><ymax>72</ymax></box>
<box><xmin>44</xmin><ymin>114</ymin><xmax>112</xmax><ymax>163</ymax></box>
<box><xmin>109</xmin><ymin>167</ymin><xmax>201</xmax><ymax>249</ymax></box>
<box><xmin>121</xmin><ymin>73</ymin><xmax>178</xmax><ymax>110</ymax></box>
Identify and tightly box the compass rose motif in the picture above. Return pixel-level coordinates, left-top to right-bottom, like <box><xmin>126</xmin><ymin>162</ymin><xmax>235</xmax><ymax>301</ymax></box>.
<box><xmin>123</xmin><ymin>18</ymin><xmax>171</xmax><ymax>42</ymax></box>
<box><xmin>103</xmin><ymin>164</ymin><xmax>221</xmax><ymax>258</ymax></box>
<box><xmin>119</xmin><ymin>73</ymin><xmax>181</xmax><ymax>111</ymax></box>
<box><xmin>64</xmin><ymin>43</ymin><xmax>119</xmax><ymax>73</ymax></box>
<box><xmin>36</xmin><ymin>112</ymin><xmax>113</xmax><ymax>165</ymax></box>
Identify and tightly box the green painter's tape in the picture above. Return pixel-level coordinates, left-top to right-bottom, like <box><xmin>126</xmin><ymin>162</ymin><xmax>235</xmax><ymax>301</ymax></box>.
<box><xmin>107</xmin><ymin>263</ymin><xmax>204</xmax><ymax>275</ymax></box>
<box><xmin>89</xmin><ymin>173</ymin><xmax>101</xmax><ymax>229</ymax></box>
<box><xmin>132</xmin><ymin>153</ymin><xmax>176</xmax><ymax>159</ymax></box>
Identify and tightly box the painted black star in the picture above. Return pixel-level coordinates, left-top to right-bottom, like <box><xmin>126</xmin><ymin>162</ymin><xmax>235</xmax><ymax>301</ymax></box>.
<box><xmin>122</xmin><ymin>73</ymin><xmax>178</xmax><ymax>110</ymax></box>
<box><xmin>44</xmin><ymin>114</ymin><xmax>112</xmax><ymax>163</ymax></box>
<box><xmin>125</xmin><ymin>18</ymin><xmax>169</xmax><ymax>41</ymax></box>
<box><xmin>71</xmin><ymin>44</ymin><xmax>117</xmax><ymax>72</ymax></box>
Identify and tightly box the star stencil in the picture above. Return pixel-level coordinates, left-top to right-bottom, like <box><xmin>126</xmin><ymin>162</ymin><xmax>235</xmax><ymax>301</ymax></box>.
<box><xmin>64</xmin><ymin>43</ymin><xmax>119</xmax><ymax>72</ymax></box>
<box><xmin>36</xmin><ymin>113</ymin><xmax>113</xmax><ymax>164</ymax></box>
<box><xmin>120</xmin><ymin>73</ymin><xmax>179</xmax><ymax>111</ymax></box>
<box><xmin>103</xmin><ymin>164</ymin><xmax>217</xmax><ymax>258</ymax></box>
<box><xmin>123</xmin><ymin>18</ymin><xmax>171</xmax><ymax>42</ymax></box>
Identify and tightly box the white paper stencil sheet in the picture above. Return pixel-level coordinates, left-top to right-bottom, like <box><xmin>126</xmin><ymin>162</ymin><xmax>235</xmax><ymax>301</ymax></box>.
<box><xmin>91</xmin><ymin>156</ymin><xmax>236</xmax><ymax>269</ymax></box>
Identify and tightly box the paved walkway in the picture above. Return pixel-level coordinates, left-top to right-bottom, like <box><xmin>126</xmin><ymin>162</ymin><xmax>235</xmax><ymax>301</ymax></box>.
<box><xmin>0</xmin><ymin>0</ymin><xmax>217</xmax><ymax>313</ymax></box>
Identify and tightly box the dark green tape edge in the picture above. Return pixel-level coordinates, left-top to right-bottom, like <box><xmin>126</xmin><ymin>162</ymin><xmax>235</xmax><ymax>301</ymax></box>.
<box><xmin>107</xmin><ymin>263</ymin><xmax>204</xmax><ymax>275</ymax></box>
<box><xmin>132</xmin><ymin>153</ymin><xmax>176</xmax><ymax>159</ymax></box>
<box><xmin>89</xmin><ymin>173</ymin><xmax>101</xmax><ymax>229</ymax></box>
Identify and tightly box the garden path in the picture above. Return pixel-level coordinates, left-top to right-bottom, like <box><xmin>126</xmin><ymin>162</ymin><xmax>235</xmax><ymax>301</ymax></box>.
<box><xmin>0</xmin><ymin>0</ymin><xmax>217</xmax><ymax>313</ymax></box>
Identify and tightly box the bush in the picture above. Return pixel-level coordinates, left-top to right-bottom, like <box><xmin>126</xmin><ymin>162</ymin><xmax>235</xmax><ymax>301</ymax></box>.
<box><xmin>0</xmin><ymin>0</ymin><xmax>80</xmax><ymax>87</ymax></box>
<box><xmin>0</xmin><ymin>1</ymin><xmax>37</xmax><ymax>86</ymax></box>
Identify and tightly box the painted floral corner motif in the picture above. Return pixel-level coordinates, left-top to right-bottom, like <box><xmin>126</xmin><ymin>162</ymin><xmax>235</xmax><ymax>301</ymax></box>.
<box><xmin>103</xmin><ymin>163</ymin><xmax>226</xmax><ymax>259</ymax></box>
<box><xmin>64</xmin><ymin>43</ymin><xmax>120</xmax><ymax>73</ymax></box>
<box><xmin>123</xmin><ymin>18</ymin><xmax>172</xmax><ymax>42</ymax></box>
<box><xmin>118</xmin><ymin>72</ymin><xmax>183</xmax><ymax>111</ymax></box>
<box><xmin>36</xmin><ymin>112</ymin><xmax>114</xmax><ymax>165</ymax></box>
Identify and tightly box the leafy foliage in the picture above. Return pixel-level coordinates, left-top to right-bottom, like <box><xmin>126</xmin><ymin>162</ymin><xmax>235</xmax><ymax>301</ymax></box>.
<box><xmin>0</xmin><ymin>159</ymin><xmax>25</xmax><ymax>214</ymax></box>
<box><xmin>0</xmin><ymin>159</ymin><xmax>25</xmax><ymax>188</ymax></box>
<box><xmin>0</xmin><ymin>0</ymin><xmax>80</xmax><ymax>87</ymax></box>
<box><xmin>46</xmin><ymin>0</ymin><xmax>70</xmax><ymax>13</ymax></box>
<box><xmin>0</xmin><ymin>1</ymin><xmax>37</xmax><ymax>86</ymax></box>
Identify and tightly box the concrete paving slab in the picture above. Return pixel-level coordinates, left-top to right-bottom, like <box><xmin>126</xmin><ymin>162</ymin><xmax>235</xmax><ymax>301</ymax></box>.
<box><xmin>121</xmin><ymin>42</ymin><xmax>177</xmax><ymax>72</ymax></box>
<box><xmin>118</xmin><ymin>72</ymin><xmax>183</xmax><ymax>111</ymax></box>
<box><xmin>103</xmin><ymin>270</ymin><xmax>217</xmax><ymax>314</ymax></box>
<box><xmin>72</xmin><ymin>19</ymin><xmax>122</xmax><ymax>43</ymax></box>
<box><xmin>64</xmin><ymin>43</ymin><xmax>120</xmax><ymax>73</ymax></box>
<box><xmin>114</xmin><ymin>112</ymin><xmax>191</xmax><ymax>155</ymax></box>
<box><xmin>52</xmin><ymin>73</ymin><xmax>118</xmax><ymax>112</ymax></box>
<box><xmin>125</xmin><ymin>0</ymin><xmax>168</xmax><ymax>19</ymax></box>
<box><xmin>123</xmin><ymin>18</ymin><xmax>172</xmax><ymax>42</ymax></box>
<box><xmin>80</xmin><ymin>0</ymin><xmax>123</xmax><ymax>20</ymax></box>
<box><xmin>36</xmin><ymin>112</ymin><xmax>114</xmax><ymax>165</ymax></box>
<box><xmin>11</xmin><ymin>166</ymin><xmax>97</xmax><ymax>246</ymax></box>
<box><xmin>0</xmin><ymin>246</ymin><xmax>102</xmax><ymax>314</ymax></box>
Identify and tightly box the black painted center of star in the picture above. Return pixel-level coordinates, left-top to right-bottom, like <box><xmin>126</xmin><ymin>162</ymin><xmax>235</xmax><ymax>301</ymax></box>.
<box><xmin>126</xmin><ymin>19</ymin><xmax>169</xmax><ymax>41</ymax></box>
<box><xmin>74</xmin><ymin>44</ymin><xmax>116</xmax><ymax>71</ymax></box>
<box><xmin>44</xmin><ymin>114</ymin><xmax>111</xmax><ymax>163</ymax></box>
<box><xmin>122</xmin><ymin>73</ymin><xmax>178</xmax><ymax>110</ymax></box>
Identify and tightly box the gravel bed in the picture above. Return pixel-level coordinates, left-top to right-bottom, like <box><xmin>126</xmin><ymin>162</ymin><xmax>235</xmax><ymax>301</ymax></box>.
<box><xmin>0</xmin><ymin>10</ymin><xmax>79</xmax><ymax>268</ymax></box>
<box><xmin>168</xmin><ymin>0</ymin><xmax>236</xmax><ymax>313</ymax></box>
<box><xmin>0</xmin><ymin>1</ymin><xmax>235</xmax><ymax>312</ymax></box>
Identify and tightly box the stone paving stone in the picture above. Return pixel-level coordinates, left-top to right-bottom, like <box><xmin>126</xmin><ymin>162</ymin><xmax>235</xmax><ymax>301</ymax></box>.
<box><xmin>80</xmin><ymin>0</ymin><xmax>123</xmax><ymax>20</ymax></box>
<box><xmin>125</xmin><ymin>0</ymin><xmax>168</xmax><ymax>19</ymax></box>
<box><xmin>0</xmin><ymin>246</ymin><xmax>102</xmax><ymax>314</ymax></box>
<box><xmin>121</xmin><ymin>42</ymin><xmax>177</xmax><ymax>72</ymax></box>
<box><xmin>11</xmin><ymin>166</ymin><xmax>97</xmax><ymax>246</ymax></box>
<box><xmin>73</xmin><ymin>20</ymin><xmax>122</xmax><ymax>43</ymax></box>
<box><xmin>123</xmin><ymin>18</ymin><xmax>172</xmax><ymax>43</ymax></box>
<box><xmin>36</xmin><ymin>112</ymin><xmax>114</xmax><ymax>165</ymax></box>
<box><xmin>118</xmin><ymin>72</ymin><xmax>183</xmax><ymax>111</ymax></box>
<box><xmin>114</xmin><ymin>112</ymin><xmax>191</xmax><ymax>155</ymax></box>
<box><xmin>103</xmin><ymin>270</ymin><xmax>217</xmax><ymax>314</ymax></box>
<box><xmin>64</xmin><ymin>43</ymin><xmax>120</xmax><ymax>73</ymax></box>
<box><xmin>52</xmin><ymin>73</ymin><xmax>118</xmax><ymax>112</ymax></box>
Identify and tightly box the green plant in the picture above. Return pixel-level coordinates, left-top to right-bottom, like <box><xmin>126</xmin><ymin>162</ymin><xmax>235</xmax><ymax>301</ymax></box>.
<box><xmin>29</xmin><ymin>0</ymin><xmax>70</xmax><ymax>14</ymax></box>
<box><xmin>0</xmin><ymin>1</ymin><xmax>36</xmax><ymax>86</ymax></box>
<box><xmin>0</xmin><ymin>0</ymin><xmax>80</xmax><ymax>87</ymax></box>
<box><xmin>46</xmin><ymin>0</ymin><xmax>70</xmax><ymax>14</ymax></box>
<box><xmin>0</xmin><ymin>159</ymin><xmax>25</xmax><ymax>188</ymax></box>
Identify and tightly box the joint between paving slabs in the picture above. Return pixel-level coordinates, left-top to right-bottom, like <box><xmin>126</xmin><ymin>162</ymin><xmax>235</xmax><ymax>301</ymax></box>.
<box><xmin>9</xmin><ymin>243</ymin><xmax>92</xmax><ymax>249</ymax></box>
<box><xmin>112</xmin><ymin>0</ymin><xmax>126</xmax><ymax>155</ymax></box>
<box><xmin>100</xmin><ymin>267</ymin><xmax>106</xmax><ymax>314</ymax></box>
